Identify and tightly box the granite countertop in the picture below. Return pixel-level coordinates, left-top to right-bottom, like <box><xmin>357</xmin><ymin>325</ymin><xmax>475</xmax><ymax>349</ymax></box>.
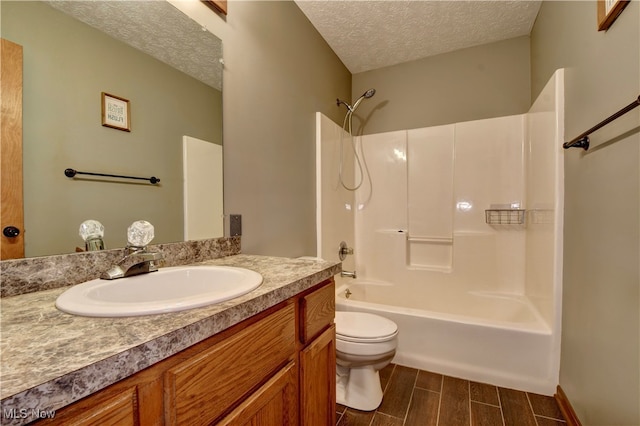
<box><xmin>0</xmin><ymin>254</ymin><xmax>340</xmax><ymax>423</ymax></box>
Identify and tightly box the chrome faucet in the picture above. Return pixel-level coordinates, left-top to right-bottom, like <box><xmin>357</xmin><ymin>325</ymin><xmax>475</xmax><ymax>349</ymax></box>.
<box><xmin>100</xmin><ymin>246</ymin><xmax>164</xmax><ymax>280</ymax></box>
<box><xmin>341</xmin><ymin>270</ymin><xmax>357</xmax><ymax>279</ymax></box>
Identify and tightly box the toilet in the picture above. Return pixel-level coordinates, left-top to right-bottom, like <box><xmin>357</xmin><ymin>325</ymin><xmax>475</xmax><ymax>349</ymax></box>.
<box><xmin>334</xmin><ymin>311</ymin><xmax>398</xmax><ymax>411</ymax></box>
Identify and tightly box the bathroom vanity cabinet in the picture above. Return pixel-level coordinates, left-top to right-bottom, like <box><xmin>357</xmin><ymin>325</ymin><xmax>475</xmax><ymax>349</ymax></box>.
<box><xmin>37</xmin><ymin>279</ymin><xmax>336</xmax><ymax>425</ymax></box>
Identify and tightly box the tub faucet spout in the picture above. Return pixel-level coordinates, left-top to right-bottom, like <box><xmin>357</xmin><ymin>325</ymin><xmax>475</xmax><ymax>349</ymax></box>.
<box><xmin>341</xmin><ymin>270</ymin><xmax>357</xmax><ymax>279</ymax></box>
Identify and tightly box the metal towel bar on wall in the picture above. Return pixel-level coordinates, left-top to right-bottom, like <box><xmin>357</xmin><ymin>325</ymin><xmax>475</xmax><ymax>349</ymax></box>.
<box><xmin>563</xmin><ymin>95</ymin><xmax>640</xmax><ymax>151</ymax></box>
<box><xmin>64</xmin><ymin>168</ymin><xmax>160</xmax><ymax>184</ymax></box>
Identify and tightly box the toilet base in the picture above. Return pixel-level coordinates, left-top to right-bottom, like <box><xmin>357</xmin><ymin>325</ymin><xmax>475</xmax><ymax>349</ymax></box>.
<box><xmin>336</xmin><ymin>365</ymin><xmax>383</xmax><ymax>411</ymax></box>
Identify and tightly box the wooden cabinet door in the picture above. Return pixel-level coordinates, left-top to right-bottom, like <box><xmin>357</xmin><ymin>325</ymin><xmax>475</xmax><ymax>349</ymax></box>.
<box><xmin>164</xmin><ymin>304</ymin><xmax>295</xmax><ymax>425</ymax></box>
<box><xmin>1</xmin><ymin>38</ymin><xmax>25</xmax><ymax>259</ymax></box>
<box><xmin>42</xmin><ymin>386</ymin><xmax>138</xmax><ymax>426</ymax></box>
<box><xmin>300</xmin><ymin>281</ymin><xmax>335</xmax><ymax>344</ymax></box>
<box><xmin>217</xmin><ymin>361</ymin><xmax>298</xmax><ymax>426</ymax></box>
<box><xmin>300</xmin><ymin>324</ymin><xmax>336</xmax><ymax>426</ymax></box>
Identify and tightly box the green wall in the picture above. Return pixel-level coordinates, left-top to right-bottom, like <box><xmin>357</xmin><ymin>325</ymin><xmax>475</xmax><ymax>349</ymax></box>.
<box><xmin>531</xmin><ymin>1</ymin><xmax>639</xmax><ymax>424</ymax></box>
<box><xmin>351</xmin><ymin>35</ymin><xmax>531</xmax><ymax>135</ymax></box>
<box><xmin>203</xmin><ymin>0</ymin><xmax>352</xmax><ymax>257</ymax></box>
<box><xmin>2</xmin><ymin>1</ymin><xmax>222</xmax><ymax>256</ymax></box>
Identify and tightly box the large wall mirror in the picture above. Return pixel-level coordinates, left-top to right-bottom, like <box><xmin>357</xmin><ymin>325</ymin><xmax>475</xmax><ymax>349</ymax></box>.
<box><xmin>1</xmin><ymin>1</ymin><xmax>223</xmax><ymax>258</ymax></box>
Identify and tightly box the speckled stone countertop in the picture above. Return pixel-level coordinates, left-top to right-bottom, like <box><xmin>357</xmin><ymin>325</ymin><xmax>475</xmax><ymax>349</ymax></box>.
<box><xmin>0</xmin><ymin>254</ymin><xmax>340</xmax><ymax>425</ymax></box>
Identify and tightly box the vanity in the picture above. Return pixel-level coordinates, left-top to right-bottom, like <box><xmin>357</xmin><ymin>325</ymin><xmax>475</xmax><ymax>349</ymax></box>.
<box><xmin>2</xmin><ymin>4</ymin><xmax>338</xmax><ymax>423</ymax></box>
<box><xmin>0</xmin><ymin>252</ymin><xmax>340</xmax><ymax>425</ymax></box>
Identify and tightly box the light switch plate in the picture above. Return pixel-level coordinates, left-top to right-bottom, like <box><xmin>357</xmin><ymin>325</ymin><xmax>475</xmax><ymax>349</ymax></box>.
<box><xmin>230</xmin><ymin>214</ymin><xmax>242</xmax><ymax>236</ymax></box>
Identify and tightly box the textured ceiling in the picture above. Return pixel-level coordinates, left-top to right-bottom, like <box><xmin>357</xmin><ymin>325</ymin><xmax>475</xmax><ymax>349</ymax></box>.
<box><xmin>295</xmin><ymin>0</ymin><xmax>542</xmax><ymax>74</ymax></box>
<box><xmin>45</xmin><ymin>1</ymin><xmax>223</xmax><ymax>90</ymax></box>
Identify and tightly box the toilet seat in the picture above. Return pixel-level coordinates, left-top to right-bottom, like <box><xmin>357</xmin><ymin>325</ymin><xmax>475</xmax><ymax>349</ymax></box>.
<box><xmin>335</xmin><ymin>311</ymin><xmax>398</xmax><ymax>343</ymax></box>
<box><xmin>337</xmin><ymin>332</ymin><xmax>398</xmax><ymax>344</ymax></box>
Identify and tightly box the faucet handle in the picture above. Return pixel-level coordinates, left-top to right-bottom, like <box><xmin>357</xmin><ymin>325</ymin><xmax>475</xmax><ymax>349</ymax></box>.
<box><xmin>338</xmin><ymin>241</ymin><xmax>354</xmax><ymax>261</ymax></box>
<box><xmin>127</xmin><ymin>220</ymin><xmax>154</xmax><ymax>247</ymax></box>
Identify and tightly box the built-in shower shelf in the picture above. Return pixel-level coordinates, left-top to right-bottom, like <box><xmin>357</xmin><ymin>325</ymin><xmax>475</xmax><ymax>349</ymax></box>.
<box><xmin>485</xmin><ymin>209</ymin><xmax>526</xmax><ymax>225</ymax></box>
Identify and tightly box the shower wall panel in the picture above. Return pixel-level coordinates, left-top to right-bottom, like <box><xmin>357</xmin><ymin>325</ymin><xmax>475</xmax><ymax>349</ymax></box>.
<box><xmin>454</xmin><ymin>115</ymin><xmax>527</xmax><ymax>293</ymax></box>
<box><xmin>525</xmin><ymin>70</ymin><xmax>564</xmax><ymax>329</ymax></box>
<box><xmin>354</xmin><ymin>130</ymin><xmax>407</xmax><ymax>280</ymax></box>
<box><xmin>315</xmin><ymin>113</ymin><xmax>355</xmax><ymax>271</ymax></box>
<box><xmin>407</xmin><ymin>125</ymin><xmax>454</xmax><ymax>270</ymax></box>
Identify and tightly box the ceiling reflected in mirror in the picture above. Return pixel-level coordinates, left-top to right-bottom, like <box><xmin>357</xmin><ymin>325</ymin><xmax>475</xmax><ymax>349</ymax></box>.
<box><xmin>45</xmin><ymin>0</ymin><xmax>222</xmax><ymax>91</ymax></box>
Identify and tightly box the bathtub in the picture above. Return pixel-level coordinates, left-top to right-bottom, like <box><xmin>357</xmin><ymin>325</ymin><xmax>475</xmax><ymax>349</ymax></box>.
<box><xmin>335</xmin><ymin>279</ymin><xmax>557</xmax><ymax>395</ymax></box>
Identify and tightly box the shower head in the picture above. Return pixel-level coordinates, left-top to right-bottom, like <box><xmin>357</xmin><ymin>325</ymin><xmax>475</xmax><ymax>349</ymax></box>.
<box><xmin>337</xmin><ymin>89</ymin><xmax>376</xmax><ymax>112</ymax></box>
<box><xmin>362</xmin><ymin>88</ymin><xmax>376</xmax><ymax>99</ymax></box>
<box><xmin>351</xmin><ymin>88</ymin><xmax>376</xmax><ymax>112</ymax></box>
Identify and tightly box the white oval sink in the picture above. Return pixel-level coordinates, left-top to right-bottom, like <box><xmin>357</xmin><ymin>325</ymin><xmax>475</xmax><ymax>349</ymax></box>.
<box><xmin>55</xmin><ymin>265</ymin><xmax>263</xmax><ymax>317</ymax></box>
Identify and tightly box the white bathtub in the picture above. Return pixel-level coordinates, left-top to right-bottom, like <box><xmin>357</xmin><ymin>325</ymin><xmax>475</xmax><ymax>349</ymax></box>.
<box><xmin>335</xmin><ymin>279</ymin><xmax>557</xmax><ymax>395</ymax></box>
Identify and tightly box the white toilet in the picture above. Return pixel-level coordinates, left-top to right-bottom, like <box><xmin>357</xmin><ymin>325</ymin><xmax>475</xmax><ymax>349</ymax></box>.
<box><xmin>334</xmin><ymin>311</ymin><xmax>399</xmax><ymax>411</ymax></box>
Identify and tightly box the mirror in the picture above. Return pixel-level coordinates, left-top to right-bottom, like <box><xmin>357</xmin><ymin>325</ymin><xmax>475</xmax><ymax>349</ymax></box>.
<box><xmin>1</xmin><ymin>1</ymin><xmax>223</xmax><ymax>258</ymax></box>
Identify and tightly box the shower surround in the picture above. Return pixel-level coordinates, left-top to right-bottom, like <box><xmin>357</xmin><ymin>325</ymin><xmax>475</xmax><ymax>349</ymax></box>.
<box><xmin>316</xmin><ymin>70</ymin><xmax>564</xmax><ymax>394</ymax></box>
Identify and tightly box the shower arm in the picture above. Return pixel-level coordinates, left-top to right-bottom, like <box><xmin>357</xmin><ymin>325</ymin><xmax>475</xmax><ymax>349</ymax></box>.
<box><xmin>336</xmin><ymin>98</ymin><xmax>353</xmax><ymax>112</ymax></box>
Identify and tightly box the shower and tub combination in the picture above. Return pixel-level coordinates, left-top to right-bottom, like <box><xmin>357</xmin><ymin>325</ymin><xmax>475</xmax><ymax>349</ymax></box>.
<box><xmin>316</xmin><ymin>70</ymin><xmax>565</xmax><ymax>397</ymax></box>
<box><xmin>332</xmin><ymin>89</ymin><xmax>402</xmax><ymax>411</ymax></box>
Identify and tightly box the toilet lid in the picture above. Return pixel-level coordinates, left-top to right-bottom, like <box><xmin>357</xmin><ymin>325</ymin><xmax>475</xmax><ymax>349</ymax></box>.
<box><xmin>335</xmin><ymin>311</ymin><xmax>398</xmax><ymax>342</ymax></box>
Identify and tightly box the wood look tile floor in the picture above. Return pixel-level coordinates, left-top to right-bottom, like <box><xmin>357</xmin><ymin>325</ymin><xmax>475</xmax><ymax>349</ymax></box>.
<box><xmin>336</xmin><ymin>364</ymin><xmax>566</xmax><ymax>426</ymax></box>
